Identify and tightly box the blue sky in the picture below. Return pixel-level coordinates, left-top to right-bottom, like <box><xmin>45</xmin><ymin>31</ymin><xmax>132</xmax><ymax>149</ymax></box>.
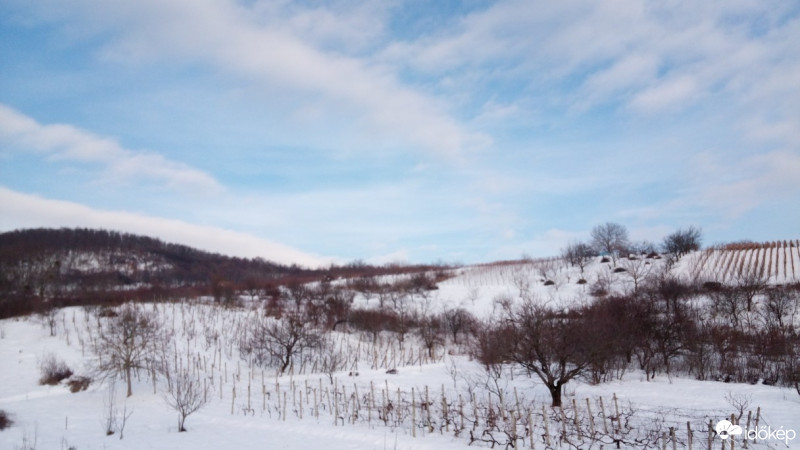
<box><xmin>1</xmin><ymin>0</ymin><xmax>799</xmax><ymax>267</ymax></box>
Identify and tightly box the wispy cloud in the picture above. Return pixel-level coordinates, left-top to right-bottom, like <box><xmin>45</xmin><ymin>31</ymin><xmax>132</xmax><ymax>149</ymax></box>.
<box><xmin>385</xmin><ymin>1</ymin><xmax>800</xmax><ymax>125</ymax></box>
<box><xmin>0</xmin><ymin>104</ymin><xmax>221</xmax><ymax>192</ymax></box>
<box><xmin>2</xmin><ymin>0</ymin><xmax>797</xmax><ymax>263</ymax></box>
<box><xmin>31</xmin><ymin>0</ymin><xmax>489</xmax><ymax>158</ymax></box>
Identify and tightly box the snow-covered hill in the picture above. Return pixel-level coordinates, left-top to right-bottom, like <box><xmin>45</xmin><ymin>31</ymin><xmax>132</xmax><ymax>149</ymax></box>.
<box><xmin>2</xmin><ymin>241</ymin><xmax>799</xmax><ymax>449</ymax></box>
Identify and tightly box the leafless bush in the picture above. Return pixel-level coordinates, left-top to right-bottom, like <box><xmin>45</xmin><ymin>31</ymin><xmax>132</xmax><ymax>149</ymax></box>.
<box><xmin>15</xmin><ymin>427</ymin><xmax>37</xmax><ymax>450</ymax></box>
<box><xmin>67</xmin><ymin>376</ymin><xmax>92</xmax><ymax>393</ymax></box>
<box><xmin>0</xmin><ymin>409</ymin><xmax>12</xmax><ymax>430</ymax></box>
<box><xmin>38</xmin><ymin>353</ymin><xmax>73</xmax><ymax>385</ymax></box>
<box><xmin>102</xmin><ymin>382</ymin><xmax>132</xmax><ymax>438</ymax></box>
<box><xmin>724</xmin><ymin>392</ymin><xmax>751</xmax><ymax>422</ymax></box>
<box><xmin>163</xmin><ymin>370</ymin><xmax>208</xmax><ymax>432</ymax></box>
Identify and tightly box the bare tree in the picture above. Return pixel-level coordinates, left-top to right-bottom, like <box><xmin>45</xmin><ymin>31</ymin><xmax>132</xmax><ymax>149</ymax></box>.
<box><xmin>761</xmin><ymin>287</ymin><xmax>798</xmax><ymax>330</ymax></box>
<box><xmin>418</xmin><ymin>314</ymin><xmax>444</xmax><ymax>359</ymax></box>
<box><xmin>319</xmin><ymin>337</ymin><xmax>343</xmax><ymax>384</ymax></box>
<box><xmin>733</xmin><ymin>266</ymin><xmax>768</xmax><ymax>312</ymax></box>
<box><xmin>561</xmin><ymin>241</ymin><xmax>596</xmax><ymax>275</ymax></box>
<box><xmin>662</xmin><ymin>226</ymin><xmax>702</xmax><ymax>262</ymax></box>
<box><xmin>618</xmin><ymin>257</ymin><xmax>654</xmax><ymax>294</ymax></box>
<box><xmin>241</xmin><ymin>312</ymin><xmax>321</xmax><ymax>374</ymax></box>
<box><xmin>590</xmin><ymin>222</ymin><xmax>629</xmax><ymax>264</ymax></box>
<box><xmin>480</xmin><ymin>300</ymin><xmax>592</xmax><ymax>407</ymax></box>
<box><xmin>93</xmin><ymin>303</ymin><xmax>165</xmax><ymax>397</ymax></box>
<box><xmin>163</xmin><ymin>370</ymin><xmax>208</xmax><ymax>432</ymax></box>
<box><xmin>441</xmin><ymin>307</ymin><xmax>477</xmax><ymax>345</ymax></box>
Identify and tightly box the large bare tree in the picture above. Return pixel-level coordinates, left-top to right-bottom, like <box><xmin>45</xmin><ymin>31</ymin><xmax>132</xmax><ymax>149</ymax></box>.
<box><xmin>480</xmin><ymin>300</ymin><xmax>592</xmax><ymax>407</ymax></box>
<box><xmin>241</xmin><ymin>311</ymin><xmax>321</xmax><ymax>374</ymax></box>
<box><xmin>590</xmin><ymin>222</ymin><xmax>629</xmax><ymax>264</ymax></box>
<box><xmin>93</xmin><ymin>303</ymin><xmax>165</xmax><ymax>397</ymax></box>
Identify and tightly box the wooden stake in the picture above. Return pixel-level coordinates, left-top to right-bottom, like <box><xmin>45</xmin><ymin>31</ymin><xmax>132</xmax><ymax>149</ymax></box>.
<box><xmin>669</xmin><ymin>426</ymin><xmax>675</xmax><ymax>450</ymax></box>
<box><xmin>542</xmin><ymin>405</ymin><xmax>551</xmax><ymax>447</ymax></box>
<box><xmin>754</xmin><ymin>407</ymin><xmax>760</xmax><ymax>444</ymax></box>
<box><xmin>707</xmin><ymin>419</ymin><xmax>713</xmax><ymax>450</ymax></box>
<box><xmin>599</xmin><ymin>397</ymin><xmax>609</xmax><ymax>434</ymax></box>
<box><xmin>528</xmin><ymin>409</ymin><xmax>534</xmax><ymax>449</ymax></box>
<box><xmin>572</xmin><ymin>398</ymin><xmax>581</xmax><ymax>439</ymax></box>
<box><xmin>412</xmin><ymin>387</ymin><xmax>417</xmax><ymax>438</ymax></box>
<box><xmin>744</xmin><ymin>411</ymin><xmax>751</xmax><ymax>449</ymax></box>
<box><xmin>231</xmin><ymin>386</ymin><xmax>236</xmax><ymax>415</ymax></box>
<box><xmin>425</xmin><ymin>385</ymin><xmax>432</xmax><ymax>432</ymax></box>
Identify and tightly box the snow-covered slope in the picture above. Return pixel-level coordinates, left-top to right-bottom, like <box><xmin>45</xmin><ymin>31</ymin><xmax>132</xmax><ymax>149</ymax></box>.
<box><xmin>2</xmin><ymin>301</ymin><xmax>798</xmax><ymax>450</ymax></box>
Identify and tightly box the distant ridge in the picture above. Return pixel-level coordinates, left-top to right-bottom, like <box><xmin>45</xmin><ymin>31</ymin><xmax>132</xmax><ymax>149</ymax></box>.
<box><xmin>0</xmin><ymin>228</ymin><xmax>444</xmax><ymax>318</ymax></box>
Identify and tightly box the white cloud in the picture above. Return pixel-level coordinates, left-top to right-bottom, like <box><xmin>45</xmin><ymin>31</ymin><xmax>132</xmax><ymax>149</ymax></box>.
<box><xmin>40</xmin><ymin>0</ymin><xmax>488</xmax><ymax>158</ymax></box>
<box><xmin>0</xmin><ymin>104</ymin><xmax>221</xmax><ymax>192</ymax></box>
<box><xmin>384</xmin><ymin>1</ymin><xmax>798</xmax><ymax>129</ymax></box>
<box><xmin>0</xmin><ymin>186</ymin><xmax>324</xmax><ymax>267</ymax></box>
<box><xmin>629</xmin><ymin>76</ymin><xmax>698</xmax><ymax>112</ymax></box>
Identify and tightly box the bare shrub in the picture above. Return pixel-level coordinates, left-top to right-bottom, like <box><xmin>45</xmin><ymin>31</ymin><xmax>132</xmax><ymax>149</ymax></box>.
<box><xmin>67</xmin><ymin>376</ymin><xmax>92</xmax><ymax>393</ymax></box>
<box><xmin>38</xmin><ymin>353</ymin><xmax>73</xmax><ymax>385</ymax></box>
<box><xmin>163</xmin><ymin>370</ymin><xmax>208</xmax><ymax>432</ymax></box>
<box><xmin>0</xmin><ymin>409</ymin><xmax>12</xmax><ymax>430</ymax></box>
<box><xmin>102</xmin><ymin>382</ymin><xmax>133</xmax><ymax>438</ymax></box>
<box><xmin>724</xmin><ymin>392</ymin><xmax>752</xmax><ymax>422</ymax></box>
<box><xmin>347</xmin><ymin>307</ymin><xmax>398</xmax><ymax>344</ymax></box>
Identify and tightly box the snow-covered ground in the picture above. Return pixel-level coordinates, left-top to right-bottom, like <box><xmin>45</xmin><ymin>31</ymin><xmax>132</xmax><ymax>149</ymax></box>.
<box><xmin>2</xmin><ymin>304</ymin><xmax>798</xmax><ymax>449</ymax></box>
<box><xmin>2</xmin><ymin>249</ymin><xmax>799</xmax><ymax>449</ymax></box>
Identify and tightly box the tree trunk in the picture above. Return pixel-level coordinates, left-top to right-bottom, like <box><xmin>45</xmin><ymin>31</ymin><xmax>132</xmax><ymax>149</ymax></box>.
<box><xmin>126</xmin><ymin>366</ymin><xmax>133</xmax><ymax>397</ymax></box>
<box><xmin>547</xmin><ymin>383</ymin><xmax>562</xmax><ymax>408</ymax></box>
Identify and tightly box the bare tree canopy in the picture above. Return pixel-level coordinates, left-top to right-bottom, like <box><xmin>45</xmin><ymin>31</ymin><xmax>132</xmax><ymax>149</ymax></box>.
<box><xmin>92</xmin><ymin>303</ymin><xmax>165</xmax><ymax>397</ymax></box>
<box><xmin>240</xmin><ymin>312</ymin><xmax>321</xmax><ymax>374</ymax></box>
<box><xmin>478</xmin><ymin>300</ymin><xmax>593</xmax><ymax>407</ymax></box>
<box><xmin>164</xmin><ymin>370</ymin><xmax>209</xmax><ymax>432</ymax></box>
<box><xmin>561</xmin><ymin>241</ymin><xmax>596</xmax><ymax>274</ymax></box>
<box><xmin>662</xmin><ymin>226</ymin><xmax>702</xmax><ymax>259</ymax></box>
<box><xmin>590</xmin><ymin>222</ymin><xmax>629</xmax><ymax>263</ymax></box>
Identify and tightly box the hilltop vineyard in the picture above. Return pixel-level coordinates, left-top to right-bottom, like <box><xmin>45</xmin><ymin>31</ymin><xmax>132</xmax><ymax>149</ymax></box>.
<box><xmin>682</xmin><ymin>240</ymin><xmax>800</xmax><ymax>284</ymax></box>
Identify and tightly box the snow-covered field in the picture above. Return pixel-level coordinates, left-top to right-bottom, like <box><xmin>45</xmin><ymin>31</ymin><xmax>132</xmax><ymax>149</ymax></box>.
<box><xmin>2</xmin><ymin>251</ymin><xmax>799</xmax><ymax>449</ymax></box>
